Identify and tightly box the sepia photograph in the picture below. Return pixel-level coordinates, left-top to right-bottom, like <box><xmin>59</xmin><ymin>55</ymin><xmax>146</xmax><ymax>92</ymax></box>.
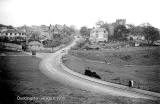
<box><xmin>0</xmin><ymin>0</ymin><xmax>160</xmax><ymax>104</ymax></box>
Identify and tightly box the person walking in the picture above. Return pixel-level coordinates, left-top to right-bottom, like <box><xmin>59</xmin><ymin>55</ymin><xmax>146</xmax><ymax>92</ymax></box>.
<box><xmin>129</xmin><ymin>80</ymin><xmax>134</xmax><ymax>87</ymax></box>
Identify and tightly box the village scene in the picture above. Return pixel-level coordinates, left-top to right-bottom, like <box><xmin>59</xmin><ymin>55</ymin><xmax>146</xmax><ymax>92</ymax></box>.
<box><xmin>0</xmin><ymin>0</ymin><xmax>160</xmax><ymax>104</ymax></box>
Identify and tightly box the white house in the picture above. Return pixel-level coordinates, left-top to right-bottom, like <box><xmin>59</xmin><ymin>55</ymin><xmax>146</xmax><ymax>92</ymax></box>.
<box><xmin>89</xmin><ymin>27</ymin><xmax>108</xmax><ymax>43</ymax></box>
<box><xmin>0</xmin><ymin>29</ymin><xmax>26</xmax><ymax>38</ymax></box>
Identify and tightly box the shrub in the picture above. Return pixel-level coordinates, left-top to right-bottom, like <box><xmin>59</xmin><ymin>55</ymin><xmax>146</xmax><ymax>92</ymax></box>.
<box><xmin>84</xmin><ymin>69</ymin><xmax>101</xmax><ymax>79</ymax></box>
<box><xmin>71</xmin><ymin>40</ymin><xmax>87</xmax><ymax>50</ymax></box>
<box><xmin>122</xmin><ymin>55</ymin><xmax>131</xmax><ymax>61</ymax></box>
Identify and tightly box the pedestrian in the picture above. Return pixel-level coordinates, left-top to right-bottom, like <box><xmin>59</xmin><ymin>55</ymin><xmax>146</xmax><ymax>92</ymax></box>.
<box><xmin>129</xmin><ymin>80</ymin><xmax>134</xmax><ymax>87</ymax></box>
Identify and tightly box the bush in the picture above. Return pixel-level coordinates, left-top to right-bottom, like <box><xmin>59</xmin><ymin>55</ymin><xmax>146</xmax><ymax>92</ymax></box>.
<box><xmin>22</xmin><ymin>43</ymin><xmax>27</xmax><ymax>51</ymax></box>
<box><xmin>143</xmin><ymin>26</ymin><xmax>160</xmax><ymax>45</ymax></box>
<box><xmin>121</xmin><ymin>55</ymin><xmax>131</xmax><ymax>61</ymax></box>
<box><xmin>71</xmin><ymin>41</ymin><xmax>86</xmax><ymax>50</ymax></box>
<box><xmin>116</xmin><ymin>54</ymin><xmax>132</xmax><ymax>61</ymax></box>
<box><xmin>84</xmin><ymin>69</ymin><xmax>101</xmax><ymax>79</ymax></box>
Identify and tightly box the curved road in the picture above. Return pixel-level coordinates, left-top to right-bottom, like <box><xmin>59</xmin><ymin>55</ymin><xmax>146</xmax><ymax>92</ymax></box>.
<box><xmin>39</xmin><ymin>37</ymin><xmax>160</xmax><ymax>100</ymax></box>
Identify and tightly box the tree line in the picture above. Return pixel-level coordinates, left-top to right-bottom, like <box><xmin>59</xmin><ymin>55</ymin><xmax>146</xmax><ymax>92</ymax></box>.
<box><xmin>80</xmin><ymin>21</ymin><xmax>160</xmax><ymax>45</ymax></box>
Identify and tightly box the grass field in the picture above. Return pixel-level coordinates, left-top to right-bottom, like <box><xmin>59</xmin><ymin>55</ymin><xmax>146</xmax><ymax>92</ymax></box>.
<box><xmin>64</xmin><ymin>46</ymin><xmax>160</xmax><ymax>93</ymax></box>
<box><xmin>0</xmin><ymin>52</ymin><xmax>159</xmax><ymax>104</ymax></box>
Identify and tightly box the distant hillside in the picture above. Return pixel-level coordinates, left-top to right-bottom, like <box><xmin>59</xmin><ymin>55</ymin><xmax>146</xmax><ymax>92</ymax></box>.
<box><xmin>0</xmin><ymin>24</ymin><xmax>14</xmax><ymax>29</ymax></box>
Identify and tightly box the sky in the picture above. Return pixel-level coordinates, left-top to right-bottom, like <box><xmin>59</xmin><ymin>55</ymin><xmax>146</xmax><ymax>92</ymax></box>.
<box><xmin>0</xmin><ymin>0</ymin><xmax>160</xmax><ymax>29</ymax></box>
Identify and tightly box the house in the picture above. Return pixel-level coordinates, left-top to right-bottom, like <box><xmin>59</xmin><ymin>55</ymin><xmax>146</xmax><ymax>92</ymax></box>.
<box><xmin>48</xmin><ymin>24</ymin><xmax>63</xmax><ymax>39</ymax></box>
<box><xmin>89</xmin><ymin>27</ymin><xmax>108</xmax><ymax>43</ymax></box>
<box><xmin>0</xmin><ymin>29</ymin><xmax>26</xmax><ymax>38</ymax></box>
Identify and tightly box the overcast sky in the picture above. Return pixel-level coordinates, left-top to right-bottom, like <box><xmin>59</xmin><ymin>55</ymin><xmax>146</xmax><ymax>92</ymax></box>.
<box><xmin>0</xmin><ymin>0</ymin><xmax>160</xmax><ymax>29</ymax></box>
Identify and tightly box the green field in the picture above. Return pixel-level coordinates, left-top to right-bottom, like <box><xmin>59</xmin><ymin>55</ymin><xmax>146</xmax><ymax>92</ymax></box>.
<box><xmin>64</xmin><ymin>46</ymin><xmax>160</xmax><ymax>93</ymax></box>
<box><xmin>0</xmin><ymin>52</ymin><xmax>159</xmax><ymax>104</ymax></box>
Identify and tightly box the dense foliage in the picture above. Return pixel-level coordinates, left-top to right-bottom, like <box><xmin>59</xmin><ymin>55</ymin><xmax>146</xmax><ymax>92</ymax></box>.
<box><xmin>113</xmin><ymin>25</ymin><xmax>129</xmax><ymax>41</ymax></box>
<box><xmin>143</xmin><ymin>26</ymin><xmax>160</xmax><ymax>45</ymax></box>
<box><xmin>80</xmin><ymin>26</ymin><xmax>90</xmax><ymax>38</ymax></box>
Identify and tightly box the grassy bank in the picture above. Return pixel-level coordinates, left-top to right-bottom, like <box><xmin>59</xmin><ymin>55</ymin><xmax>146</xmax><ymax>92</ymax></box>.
<box><xmin>0</xmin><ymin>53</ymin><xmax>159</xmax><ymax>103</ymax></box>
<box><xmin>63</xmin><ymin>46</ymin><xmax>160</xmax><ymax>93</ymax></box>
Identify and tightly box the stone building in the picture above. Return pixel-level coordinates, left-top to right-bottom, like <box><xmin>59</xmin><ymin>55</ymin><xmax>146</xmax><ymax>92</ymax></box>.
<box><xmin>89</xmin><ymin>27</ymin><xmax>108</xmax><ymax>43</ymax></box>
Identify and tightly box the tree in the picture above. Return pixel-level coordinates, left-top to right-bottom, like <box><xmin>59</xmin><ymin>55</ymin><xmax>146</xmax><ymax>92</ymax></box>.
<box><xmin>80</xmin><ymin>26</ymin><xmax>90</xmax><ymax>38</ymax></box>
<box><xmin>47</xmin><ymin>24</ymin><xmax>74</xmax><ymax>47</ymax></box>
<box><xmin>45</xmin><ymin>40</ymin><xmax>61</xmax><ymax>52</ymax></box>
<box><xmin>143</xmin><ymin>26</ymin><xmax>160</xmax><ymax>45</ymax></box>
<box><xmin>62</xmin><ymin>26</ymin><xmax>74</xmax><ymax>36</ymax></box>
<box><xmin>69</xmin><ymin>25</ymin><xmax>76</xmax><ymax>35</ymax></box>
<box><xmin>29</xmin><ymin>31</ymin><xmax>40</xmax><ymax>41</ymax></box>
<box><xmin>22</xmin><ymin>43</ymin><xmax>27</xmax><ymax>51</ymax></box>
<box><xmin>3</xmin><ymin>36</ymin><xmax>9</xmax><ymax>42</ymax></box>
<box><xmin>61</xmin><ymin>34</ymin><xmax>73</xmax><ymax>44</ymax></box>
<box><xmin>100</xmin><ymin>22</ymin><xmax>110</xmax><ymax>32</ymax></box>
<box><xmin>114</xmin><ymin>25</ymin><xmax>129</xmax><ymax>41</ymax></box>
<box><xmin>96</xmin><ymin>20</ymin><xmax>104</xmax><ymax>27</ymax></box>
<box><xmin>52</xmin><ymin>33</ymin><xmax>63</xmax><ymax>41</ymax></box>
<box><xmin>128</xmin><ymin>26</ymin><xmax>144</xmax><ymax>36</ymax></box>
<box><xmin>7</xmin><ymin>25</ymin><xmax>14</xmax><ymax>29</ymax></box>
